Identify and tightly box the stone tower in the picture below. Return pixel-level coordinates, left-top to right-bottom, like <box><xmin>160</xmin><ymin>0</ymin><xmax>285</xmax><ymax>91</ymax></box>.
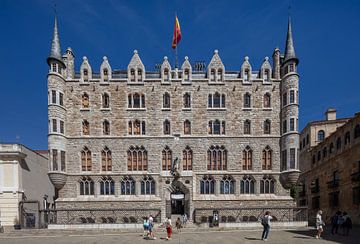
<box><xmin>279</xmin><ymin>17</ymin><xmax>300</xmax><ymax>188</ymax></box>
<box><xmin>47</xmin><ymin>16</ymin><xmax>67</xmax><ymax>192</ymax></box>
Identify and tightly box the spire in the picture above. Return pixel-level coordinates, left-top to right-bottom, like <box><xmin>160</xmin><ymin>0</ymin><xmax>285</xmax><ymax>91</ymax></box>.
<box><xmin>284</xmin><ymin>16</ymin><xmax>298</xmax><ymax>64</ymax></box>
<box><xmin>47</xmin><ymin>16</ymin><xmax>63</xmax><ymax>65</ymax></box>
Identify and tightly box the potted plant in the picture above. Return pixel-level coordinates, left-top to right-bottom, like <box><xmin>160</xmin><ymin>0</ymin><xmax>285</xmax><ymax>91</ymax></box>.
<box><xmin>13</xmin><ymin>217</ymin><xmax>21</xmax><ymax>230</ymax></box>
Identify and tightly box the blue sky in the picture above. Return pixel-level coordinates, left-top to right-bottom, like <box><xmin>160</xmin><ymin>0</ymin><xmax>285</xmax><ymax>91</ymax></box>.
<box><xmin>0</xmin><ymin>0</ymin><xmax>359</xmax><ymax>149</ymax></box>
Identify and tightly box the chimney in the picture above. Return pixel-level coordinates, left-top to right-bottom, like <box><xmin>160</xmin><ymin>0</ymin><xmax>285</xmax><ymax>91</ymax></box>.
<box><xmin>325</xmin><ymin>108</ymin><xmax>337</xmax><ymax>121</ymax></box>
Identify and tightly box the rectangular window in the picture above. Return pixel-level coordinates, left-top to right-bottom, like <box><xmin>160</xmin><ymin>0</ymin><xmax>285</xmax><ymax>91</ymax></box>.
<box><xmin>290</xmin><ymin>118</ymin><xmax>295</xmax><ymax>131</ymax></box>
<box><xmin>59</xmin><ymin>93</ymin><xmax>64</xmax><ymax>106</ymax></box>
<box><xmin>60</xmin><ymin>121</ymin><xmax>64</xmax><ymax>134</ymax></box>
<box><xmin>290</xmin><ymin>148</ymin><xmax>296</xmax><ymax>169</ymax></box>
<box><xmin>283</xmin><ymin>93</ymin><xmax>287</xmax><ymax>106</ymax></box>
<box><xmin>52</xmin><ymin>149</ymin><xmax>58</xmax><ymax>171</ymax></box>
<box><xmin>52</xmin><ymin>63</ymin><xmax>57</xmax><ymax>72</ymax></box>
<box><xmin>283</xmin><ymin>120</ymin><xmax>287</xmax><ymax>133</ymax></box>
<box><xmin>52</xmin><ymin>90</ymin><xmax>56</xmax><ymax>104</ymax></box>
<box><xmin>60</xmin><ymin>151</ymin><xmax>66</xmax><ymax>171</ymax></box>
<box><xmin>290</xmin><ymin>90</ymin><xmax>295</xmax><ymax>103</ymax></box>
<box><xmin>52</xmin><ymin>119</ymin><xmax>57</xmax><ymax>132</ymax></box>
<box><xmin>281</xmin><ymin>150</ymin><xmax>287</xmax><ymax>171</ymax></box>
<box><xmin>289</xmin><ymin>64</ymin><xmax>295</xmax><ymax>73</ymax></box>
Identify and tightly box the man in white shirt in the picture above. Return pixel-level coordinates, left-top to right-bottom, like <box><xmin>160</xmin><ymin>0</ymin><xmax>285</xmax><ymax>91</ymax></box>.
<box><xmin>261</xmin><ymin>211</ymin><xmax>273</xmax><ymax>241</ymax></box>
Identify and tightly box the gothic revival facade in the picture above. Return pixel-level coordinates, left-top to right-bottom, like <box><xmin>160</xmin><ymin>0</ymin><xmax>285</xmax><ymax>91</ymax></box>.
<box><xmin>47</xmin><ymin>16</ymin><xmax>300</xmax><ymax>225</ymax></box>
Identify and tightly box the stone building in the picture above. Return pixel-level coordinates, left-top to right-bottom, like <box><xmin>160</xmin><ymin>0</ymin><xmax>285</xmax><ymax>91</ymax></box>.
<box><xmin>298</xmin><ymin>110</ymin><xmax>360</xmax><ymax>224</ymax></box>
<box><xmin>0</xmin><ymin>144</ymin><xmax>54</xmax><ymax>229</ymax></box>
<box><xmin>47</xmin><ymin>16</ymin><xmax>301</xmax><ymax>226</ymax></box>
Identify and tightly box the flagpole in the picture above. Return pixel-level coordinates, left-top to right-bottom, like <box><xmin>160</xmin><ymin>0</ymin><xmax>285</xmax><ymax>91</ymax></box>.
<box><xmin>175</xmin><ymin>12</ymin><xmax>178</xmax><ymax>69</ymax></box>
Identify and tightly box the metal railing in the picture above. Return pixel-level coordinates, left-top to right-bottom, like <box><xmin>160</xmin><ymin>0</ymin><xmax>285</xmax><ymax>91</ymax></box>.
<box><xmin>193</xmin><ymin>207</ymin><xmax>308</xmax><ymax>224</ymax></box>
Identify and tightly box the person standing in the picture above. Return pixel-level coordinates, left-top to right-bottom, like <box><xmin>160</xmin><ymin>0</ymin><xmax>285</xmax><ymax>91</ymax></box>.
<box><xmin>175</xmin><ymin>217</ymin><xmax>182</xmax><ymax>233</ymax></box>
<box><xmin>261</xmin><ymin>211</ymin><xmax>273</xmax><ymax>241</ymax></box>
<box><xmin>330</xmin><ymin>211</ymin><xmax>340</xmax><ymax>235</ymax></box>
<box><xmin>315</xmin><ymin>210</ymin><xmax>325</xmax><ymax>239</ymax></box>
<box><xmin>148</xmin><ymin>215</ymin><xmax>156</xmax><ymax>240</ymax></box>
<box><xmin>182</xmin><ymin>213</ymin><xmax>188</xmax><ymax>227</ymax></box>
<box><xmin>143</xmin><ymin>217</ymin><xmax>149</xmax><ymax>237</ymax></box>
<box><xmin>164</xmin><ymin>217</ymin><xmax>173</xmax><ymax>240</ymax></box>
<box><xmin>342</xmin><ymin>212</ymin><xmax>352</xmax><ymax>236</ymax></box>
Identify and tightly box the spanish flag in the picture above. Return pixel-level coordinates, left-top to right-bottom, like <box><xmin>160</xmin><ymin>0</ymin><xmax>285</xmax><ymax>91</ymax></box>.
<box><xmin>172</xmin><ymin>16</ymin><xmax>182</xmax><ymax>49</ymax></box>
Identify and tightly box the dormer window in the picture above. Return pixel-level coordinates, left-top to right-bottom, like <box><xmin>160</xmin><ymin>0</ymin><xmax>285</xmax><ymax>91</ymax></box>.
<box><xmin>288</xmin><ymin>64</ymin><xmax>295</xmax><ymax>73</ymax></box>
<box><xmin>103</xmin><ymin>68</ymin><xmax>108</xmax><ymax>81</ymax></box>
<box><xmin>184</xmin><ymin>69</ymin><xmax>190</xmax><ymax>81</ymax></box>
<box><xmin>264</xmin><ymin>70</ymin><xmax>270</xmax><ymax>82</ymax></box>
<box><xmin>164</xmin><ymin>68</ymin><xmax>169</xmax><ymax>81</ymax></box>
<box><xmin>210</xmin><ymin>69</ymin><xmax>215</xmax><ymax>81</ymax></box>
<box><xmin>217</xmin><ymin>69</ymin><xmax>223</xmax><ymax>81</ymax></box>
<box><xmin>130</xmin><ymin>69</ymin><xmax>135</xmax><ymax>82</ymax></box>
<box><xmin>83</xmin><ymin>69</ymin><xmax>88</xmax><ymax>81</ymax></box>
<box><xmin>52</xmin><ymin>63</ymin><xmax>57</xmax><ymax>73</ymax></box>
<box><xmin>244</xmin><ymin>69</ymin><xmax>249</xmax><ymax>81</ymax></box>
<box><xmin>137</xmin><ymin>69</ymin><xmax>142</xmax><ymax>82</ymax></box>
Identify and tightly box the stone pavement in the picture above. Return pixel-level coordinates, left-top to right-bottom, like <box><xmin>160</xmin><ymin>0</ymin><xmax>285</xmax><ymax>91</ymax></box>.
<box><xmin>0</xmin><ymin>227</ymin><xmax>358</xmax><ymax>244</ymax></box>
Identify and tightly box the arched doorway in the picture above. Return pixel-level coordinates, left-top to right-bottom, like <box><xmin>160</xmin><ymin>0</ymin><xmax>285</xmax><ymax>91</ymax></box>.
<box><xmin>171</xmin><ymin>187</ymin><xmax>185</xmax><ymax>215</ymax></box>
<box><xmin>165</xmin><ymin>180</ymin><xmax>190</xmax><ymax>218</ymax></box>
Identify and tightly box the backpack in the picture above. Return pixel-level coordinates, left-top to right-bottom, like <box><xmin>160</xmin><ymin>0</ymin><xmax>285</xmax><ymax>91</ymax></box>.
<box><xmin>261</xmin><ymin>216</ymin><xmax>268</xmax><ymax>226</ymax></box>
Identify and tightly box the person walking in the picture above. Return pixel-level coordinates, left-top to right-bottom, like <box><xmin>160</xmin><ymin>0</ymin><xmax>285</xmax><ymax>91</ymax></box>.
<box><xmin>261</xmin><ymin>211</ymin><xmax>273</xmax><ymax>241</ymax></box>
<box><xmin>342</xmin><ymin>212</ymin><xmax>352</xmax><ymax>236</ymax></box>
<box><xmin>143</xmin><ymin>217</ymin><xmax>149</xmax><ymax>237</ymax></box>
<box><xmin>330</xmin><ymin>211</ymin><xmax>340</xmax><ymax>235</ymax></box>
<box><xmin>182</xmin><ymin>213</ymin><xmax>188</xmax><ymax>227</ymax></box>
<box><xmin>164</xmin><ymin>217</ymin><xmax>173</xmax><ymax>240</ymax></box>
<box><xmin>175</xmin><ymin>217</ymin><xmax>182</xmax><ymax>233</ymax></box>
<box><xmin>148</xmin><ymin>215</ymin><xmax>156</xmax><ymax>240</ymax></box>
<box><xmin>315</xmin><ymin>210</ymin><xmax>325</xmax><ymax>239</ymax></box>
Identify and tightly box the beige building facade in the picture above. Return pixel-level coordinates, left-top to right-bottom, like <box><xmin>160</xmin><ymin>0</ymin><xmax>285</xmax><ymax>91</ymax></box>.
<box><xmin>298</xmin><ymin>111</ymin><xmax>360</xmax><ymax>224</ymax></box>
<box><xmin>47</xmin><ymin>16</ymin><xmax>302</xmax><ymax>226</ymax></box>
<box><xmin>0</xmin><ymin>144</ymin><xmax>54</xmax><ymax>229</ymax></box>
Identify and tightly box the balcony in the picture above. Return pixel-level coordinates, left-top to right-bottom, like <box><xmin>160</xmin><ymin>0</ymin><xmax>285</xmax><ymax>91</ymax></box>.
<box><xmin>351</xmin><ymin>172</ymin><xmax>360</xmax><ymax>182</ymax></box>
<box><xmin>327</xmin><ymin>179</ymin><xmax>340</xmax><ymax>189</ymax></box>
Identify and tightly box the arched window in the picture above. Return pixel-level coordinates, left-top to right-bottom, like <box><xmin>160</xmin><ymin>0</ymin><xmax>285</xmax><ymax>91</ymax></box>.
<box><xmin>127</xmin><ymin>146</ymin><xmax>148</xmax><ymax>171</ymax></box>
<box><xmin>213</xmin><ymin>120</ymin><xmax>220</xmax><ymax>134</ymax></box>
<box><xmin>162</xmin><ymin>146</ymin><xmax>172</xmax><ymax>171</ymax></box>
<box><xmin>210</xmin><ymin>69</ymin><xmax>216</xmax><ymax>81</ymax></box>
<box><xmin>344</xmin><ymin>131</ymin><xmax>351</xmax><ymax>145</ymax></box>
<box><xmin>103</xmin><ymin>120</ymin><xmax>110</xmax><ymax>135</ymax></box>
<box><xmin>318</xmin><ymin>130</ymin><xmax>325</xmax><ymax>142</ymax></box>
<box><xmin>130</xmin><ymin>68</ymin><xmax>135</xmax><ymax>82</ymax></box>
<box><xmin>355</xmin><ymin>124</ymin><xmax>360</xmax><ymax>139</ymax></box>
<box><xmin>290</xmin><ymin>90</ymin><xmax>295</xmax><ymax>103</ymax></box>
<box><xmin>208</xmin><ymin>120</ymin><xmax>225</xmax><ymax>135</ymax></box>
<box><xmin>142</xmin><ymin>121</ymin><xmax>146</xmax><ymax>135</ymax></box>
<box><xmin>329</xmin><ymin>143</ymin><xmax>334</xmax><ymax>154</ymax></box>
<box><xmin>164</xmin><ymin>68</ymin><xmax>170</xmax><ymax>81</ymax></box>
<box><xmin>283</xmin><ymin>92</ymin><xmax>287</xmax><ymax>106</ymax></box>
<box><xmin>207</xmin><ymin>145</ymin><xmax>227</xmax><ymax>170</ymax></box>
<box><xmin>79</xmin><ymin>176</ymin><xmax>94</xmax><ymax>195</ymax></box>
<box><xmin>184</xmin><ymin>68</ymin><xmax>190</xmax><ymax>81</ymax></box>
<box><xmin>134</xmin><ymin>120</ymin><xmax>141</xmax><ymax>135</ymax></box>
<box><xmin>82</xmin><ymin>120</ymin><xmax>90</xmax><ymax>135</ymax></box>
<box><xmin>220</xmin><ymin>175</ymin><xmax>235</xmax><ymax>194</ymax></box>
<box><xmin>200</xmin><ymin>175</ymin><xmax>215</xmax><ymax>194</ymax></box>
<box><xmin>141</xmin><ymin>94</ymin><xmax>145</xmax><ymax>108</ymax></box>
<box><xmin>183</xmin><ymin>93</ymin><xmax>191</xmax><ymax>108</ymax></box>
<box><xmin>264</xmin><ymin>120</ymin><xmax>271</xmax><ymax>134</ymax></box>
<box><xmin>82</xmin><ymin>93</ymin><xmax>89</xmax><ymax>108</ymax></box>
<box><xmin>260</xmin><ymin>177</ymin><xmax>275</xmax><ymax>194</ymax></box>
<box><xmin>137</xmin><ymin>69</ymin><xmax>142</xmax><ymax>82</ymax></box>
<box><xmin>242</xmin><ymin>146</ymin><xmax>252</xmax><ymax>170</ymax></box>
<box><xmin>101</xmin><ymin>147</ymin><xmax>112</xmax><ymax>171</ymax></box>
<box><xmin>244</xmin><ymin>69</ymin><xmax>249</xmax><ymax>81</ymax></box>
<box><xmin>264</xmin><ymin>93</ymin><xmax>271</xmax><ymax>108</ymax></box>
<box><xmin>213</xmin><ymin>92</ymin><xmax>221</xmax><ymax>108</ymax></box>
<box><xmin>183</xmin><ymin>146</ymin><xmax>193</xmax><ymax>171</ymax></box>
<box><xmin>184</xmin><ymin>120</ymin><xmax>191</xmax><ymax>135</ymax></box>
<box><xmin>141</xmin><ymin>176</ymin><xmax>155</xmax><ymax>195</ymax></box>
<box><xmin>163</xmin><ymin>92</ymin><xmax>171</xmax><ymax>108</ymax></box>
<box><xmin>244</xmin><ymin>93</ymin><xmax>251</xmax><ymax>108</ymax></box>
<box><xmin>217</xmin><ymin>69</ymin><xmax>223</xmax><ymax>81</ymax></box>
<box><xmin>81</xmin><ymin>147</ymin><xmax>92</xmax><ymax>171</ymax></box>
<box><xmin>163</xmin><ymin>120</ymin><xmax>171</xmax><ymax>135</ymax></box>
<box><xmin>208</xmin><ymin>93</ymin><xmax>225</xmax><ymax>108</ymax></box>
<box><xmin>121</xmin><ymin>176</ymin><xmax>136</xmax><ymax>195</ymax></box>
<box><xmin>264</xmin><ymin>69</ymin><xmax>270</xmax><ymax>82</ymax></box>
<box><xmin>262</xmin><ymin>146</ymin><xmax>272</xmax><ymax>170</ymax></box>
<box><xmin>133</xmin><ymin>93</ymin><xmax>140</xmax><ymax>108</ymax></box>
<box><xmin>208</xmin><ymin>94</ymin><xmax>212</xmax><ymax>107</ymax></box>
<box><xmin>83</xmin><ymin>69</ymin><xmax>88</xmax><ymax>81</ymax></box>
<box><xmin>99</xmin><ymin>176</ymin><xmax>114</xmax><ymax>195</ymax></box>
<box><xmin>322</xmin><ymin>147</ymin><xmax>327</xmax><ymax>158</ymax></box>
<box><xmin>103</xmin><ymin>68</ymin><xmax>109</xmax><ymax>81</ymax></box>
<box><xmin>102</xmin><ymin>93</ymin><xmax>110</xmax><ymax>108</ymax></box>
<box><xmin>336</xmin><ymin>137</ymin><xmax>342</xmax><ymax>149</ymax></box>
<box><xmin>244</xmin><ymin>120</ymin><xmax>251</xmax><ymax>135</ymax></box>
<box><xmin>128</xmin><ymin>121</ymin><xmax>133</xmax><ymax>135</ymax></box>
<box><xmin>240</xmin><ymin>176</ymin><xmax>255</xmax><ymax>194</ymax></box>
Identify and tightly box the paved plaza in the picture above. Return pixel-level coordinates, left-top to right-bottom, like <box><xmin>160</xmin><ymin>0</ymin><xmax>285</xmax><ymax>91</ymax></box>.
<box><xmin>0</xmin><ymin>227</ymin><xmax>358</xmax><ymax>244</ymax></box>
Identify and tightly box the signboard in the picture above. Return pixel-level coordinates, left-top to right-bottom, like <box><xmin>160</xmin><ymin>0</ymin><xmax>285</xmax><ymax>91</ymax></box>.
<box><xmin>171</xmin><ymin>194</ymin><xmax>185</xmax><ymax>200</ymax></box>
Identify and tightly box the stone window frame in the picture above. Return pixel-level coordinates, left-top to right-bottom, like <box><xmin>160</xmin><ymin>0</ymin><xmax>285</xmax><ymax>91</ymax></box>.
<box><xmin>207</xmin><ymin>145</ymin><xmax>227</xmax><ymax>170</ymax></box>
<box><xmin>183</xmin><ymin>68</ymin><xmax>190</xmax><ymax>81</ymax></box>
<box><xmin>317</xmin><ymin>130</ymin><xmax>325</xmax><ymax>142</ymax></box>
<box><xmin>344</xmin><ymin>131</ymin><xmax>351</xmax><ymax>145</ymax></box>
<box><xmin>101</xmin><ymin>92</ymin><xmax>110</xmax><ymax>109</ymax></box>
<box><xmin>264</xmin><ymin>69</ymin><xmax>270</xmax><ymax>82</ymax></box>
<box><xmin>243</xmin><ymin>93</ymin><xmax>251</xmax><ymax>108</ymax></box>
<box><xmin>102</xmin><ymin>68</ymin><xmax>109</xmax><ymax>81</ymax></box>
<box><xmin>163</xmin><ymin>68</ymin><xmax>170</xmax><ymax>82</ymax></box>
<box><xmin>244</xmin><ymin>120</ymin><xmax>251</xmax><ymax>135</ymax></box>
<box><xmin>184</xmin><ymin>120</ymin><xmax>191</xmax><ymax>135</ymax></box>
<box><xmin>244</xmin><ymin>69</ymin><xmax>250</xmax><ymax>82</ymax></box>
<box><xmin>200</xmin><ymin>175</ymin><xmax>215</xmax><ymax>194</ymax></box>
<box><xmin>162</xmin><ymin>146</ymin><xmax>172</xmax><ymax>171</ymax></box>
<box><xmin>208</xmin><ymin>92</ymin><xmax>226</xmax><ymax>108</ymax></box>
<box><xmin>242</xmin><ymin>145</ymin><xmax>253</xmax><ymax>170</ymax></box>
<box><xmin>52</xmin><ymin>119</ymin><xmax>57</xmax><ymax>133</ymax></box>
<box><xmin>79</xmin><ymin>176</ymin><xmax>94</xmax><ymax>196</ymax></box>
<box><xmin>163</xmin><ymin>92</ymin><xmax>171</xmax><ymax>109</ymax></box>
<box><xmin>163</xmin><ymin>119</ymin><xmax>171</xmax><ymax>135</ymax></box>
<box><xmin>183</xmin><ymin>92</ymin><xmax>191</xmax><ymax>109</ymax></box>
<box><xmin>82</xmin><ymin>120</ymin><xmax>90</xmax><ymax>136</ymax></box>
<box><xmin>282</xmin><ymin>92</ymin><xmax>287</xmax><ymax>107</ymax></box>
<box><xmin>81</xmin><ymin>146</ymin><xmax>92</xmax><ymax>171</ymax></box>
<box><xmin>137</xmin><ymin>68</ymin><xmax>143</xmax><ymax>82</ymax></box>
<box><xmin>128</xmin><ymin>119</ymin><xmax>145</xmax><ymax>136</ymax></box>
<box><xmin>60</xmin><ymin>120</ymin><xmax>64</xmax><ymax>134</ymax></box>
<box><xmin>264</xmin><ymin>119</ymin><xmax>271</xmax><ymax>134</ymax></box>
<box><xmin>140</xmin><ymin>176</ymin><xmax>155</xmax><ymax>195</ymax></box>
<box><xmin>99</xmin><ymin>176</ymin><xmax>115</xmax><ymax>195</ymax></box>
<box><xmin>240</xmin><ymin>176</ymin><xmax>255</xmax><ymax>194</ymax></box>
<box><xmin>262</xmin><ymin>146</ymin><xmax>272</xmax><ymax>170</ymax></box>
<box><xmin>322</xmin><ymin>147</ymin><xmax>327</xmax><ymax>158</ymax></box>
<box><xmin>289</xmin><ymin>90</ymin><xmax>296</xmax><ymax>104</ymax></box>
<box><xmin>263</xmin><ymin>93</ymin><xmax>271</xmax><ymax>108</ymax></box>
<box><xmin>120</xmin><ymin>176</ymin><xmax>136</xmax><ymax>195</ymax></box>
<box><xmin>289</xmin><ymin>118</ymin><xmax>295</xmax><ymax>132</ymax></box>
<box><xmin>282</xmin><ymin>120</ymin><xmax>287</xmax><ymax>134</ymax></box>
<box><xmin>260</xmin><ymin>176</ymin><xmax>275</xmax><ymax>194</ymax></box>
<box><xmin>60</xmin><ymin>150</ymin><xmax>66</xmax><ymax>171</ymax></box>
<box><xmin>329</xmin><ymin>143</ymin><xmax>334</xmax><ymax>154</ymax></box>
<box><xmin>52</xmin><ymin>149</ymin><xmax>58</xmax><ymax>171</ymax></box>
<box><xmin>101</xmin><ymin>147</ymin><xmax>112</xmax><ymax>171</ymax></box>
<box><xmin>127</xmin><ymin>145</ymin><xmax>148</xmax><ymax>171</ymax></box>
<box><xmin>128</xmin><ymin>93</ymin><xmax>146</xmax><ymax>109</ymax></box>
<box><xmin>183</xmin><ymin>146</ymin><xmax>193</xmax><ymax>171</ymax></box>
<box><xmin>102</xmin><ymin>120</ymin><xmax>110</xmax><ymax>135</ymax></box>
<box><xmin>289</xmin><ymin>148</ymin><xmax>296</xmax><ymax>169</ymax></box>
<box><xmin>336</xmin><ymin>137</ymin><xmax>342</xmax><ymax>150</ymax></box>
<box><xmin>208</xmin><ymin>120</ymin><xmax>225</xmax><ymax>135</ymax></box>
<box><xmin>59</xmin><ymin>92</ymin><xmax>64</xmax><ymax>106</ymax></box>
<box><xmin>82</xmin><ymin>93</ymin><xmax>90</xmax><ymax>109</ymax></box>
<box><xmin>220</xmin><ymin>175</ymin><xmax>235</xmax><ymax>194</ymax></box>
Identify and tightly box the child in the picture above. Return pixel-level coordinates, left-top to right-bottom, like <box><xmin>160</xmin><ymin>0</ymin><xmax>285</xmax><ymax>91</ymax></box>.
<box><xmin>175</xmin><ymin>217</ymin><xmax>182</xmax><ymax>232</ymax></box>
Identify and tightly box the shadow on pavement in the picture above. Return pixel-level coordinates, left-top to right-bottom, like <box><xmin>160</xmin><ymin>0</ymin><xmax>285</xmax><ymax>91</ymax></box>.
<box><xmin>244</xmin><ymin>237</ymin><xmax>262</xmax><ymax>241</ymax></box>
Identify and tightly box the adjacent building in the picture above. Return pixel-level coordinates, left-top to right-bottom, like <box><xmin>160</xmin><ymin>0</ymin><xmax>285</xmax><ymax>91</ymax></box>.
<box><xmin>0</xmin><ymin>144</ymin><xmax>54</xmax><ymax>229</ymax></box>
<box><xmin>298</xmin><ymin>110</ymin><xmax>360</xmax><ymax>224</ymax></box>
<box><xmin>47</xmin><ymin>16</ymin><xmax>301</xmax><ymax>226</ymax></box>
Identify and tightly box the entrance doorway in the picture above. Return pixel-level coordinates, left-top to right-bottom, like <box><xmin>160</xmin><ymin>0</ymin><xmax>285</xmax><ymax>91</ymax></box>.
<box><xmin>170</xmin><ymin>188</ymin><xmax>185</xmax><ymax>215</ymax></box>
